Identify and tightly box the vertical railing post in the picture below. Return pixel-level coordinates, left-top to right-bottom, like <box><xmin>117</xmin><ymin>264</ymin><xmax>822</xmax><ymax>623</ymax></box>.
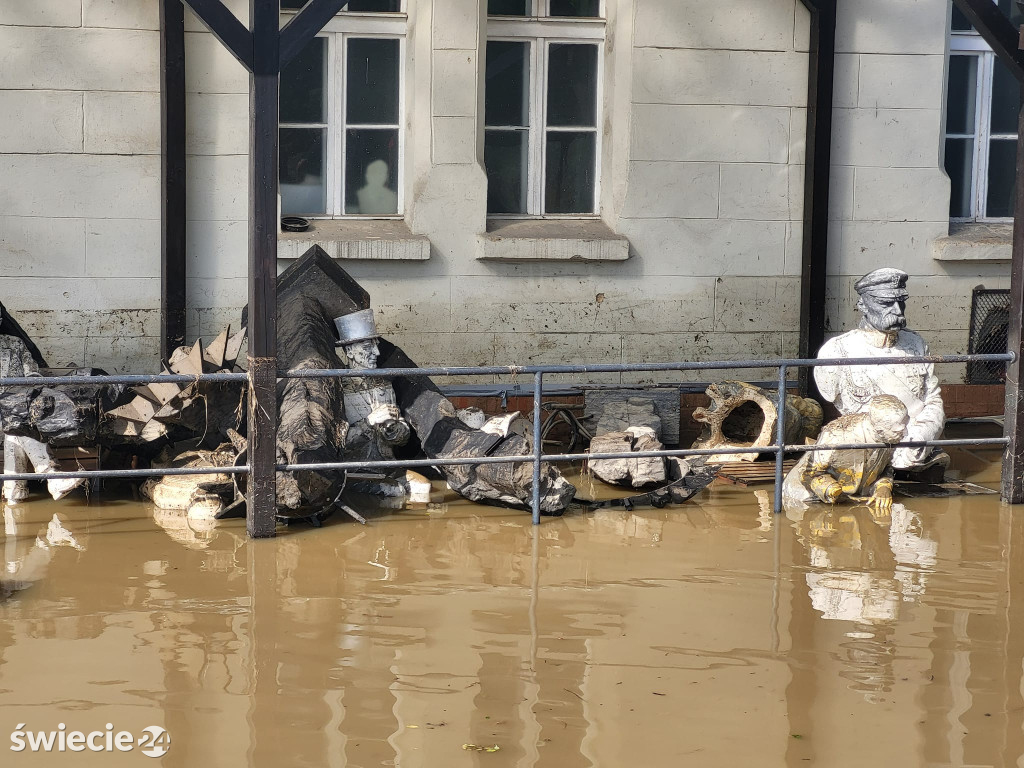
<box><xmin>774</xmin><ymin>364</ymin><xmax>789</xmax><ymax>514</ymax></box>
<box><xmin>532</xmin><ymin>371</ymin><xmax>543</xmax><ymax>525</ymax></box>
<box><xmin>246</xmin><ymin>0</ymin><xmax>280</xmax><ymax>538</ymax></box>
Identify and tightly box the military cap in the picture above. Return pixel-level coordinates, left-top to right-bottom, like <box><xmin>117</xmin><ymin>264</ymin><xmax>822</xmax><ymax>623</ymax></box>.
<box><xmin>854</xmin><ymin>268</ymin><xmax>909</xmax><ymax>300</ymax></box>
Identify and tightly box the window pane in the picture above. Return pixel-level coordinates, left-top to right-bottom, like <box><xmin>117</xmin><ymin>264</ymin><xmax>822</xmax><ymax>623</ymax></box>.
<box><xmin>488</xmin><ymin>0</ymin><xmax>530</xmax><ymax>15</ymax></box>
<box><xmin>346</xmin><ymin>38</ymin><xmax>400</xmax><ymax>125</ymax></box>
<box><xmin>280</xmin><ymin>128</ymin><xmax>326</xmax><ymax>215</ymax></box>
<box><xmin>946</xmin><ymin>55</ymin><xmax>978</xmax><ymax>135</ymax></box>
<box><xmin>547</xmin><ymin>43</ymin><xmax>598</xmax><ymax>127</ymax></box>
<box><xmin>991</xmin><ymin>57</ymin><xmax>1022</xmax><ymax>135</ymax></box>
<box><xmin>485</xmin><ymin>130</ymin><xmax>528</xmax><ymax>214</ymax></box>
<box><xmin>545</xmin><ymin>131</ymin><xmax>596</xmax><ymax>214</ymax></box>
<box><xmin>988</xmin><ymin>138</ymin><xmax>1018</xmax><ymax>218</ymax></box>
<box><xmin>1000</xmin><ymin>0</ymin><xmax>1024</xmax><ymax>28</ymax></box>
<box><xmin>945</xmin><ymin>138</ymin><xmax>974</xmax><ymax>218</ymax></box>
<box><xmin>951</xmin><ymin>5</ymin><xmax>972</xmax><ymax>31</ymax></box>
<box><xmin>550</xmin><ymin>0</ymin><xmax>601</xmax><ymax>17</ymax></box>
<box><xmin>345</xmin><ymin>129</ymin><xmax>399</xmax><ymax>214</ymax></box>
<box><xmin>280</xmin><ymin>36</ymin><xmax>325</xmax><ymax>124</ymax></box>
<box><xmin>485</xmin><ymin>41</ymin><xmax>530</xmax><ymax>127</ymax></box>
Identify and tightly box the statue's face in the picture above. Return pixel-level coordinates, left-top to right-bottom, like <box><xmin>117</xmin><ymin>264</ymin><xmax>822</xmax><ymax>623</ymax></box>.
<box><xmin>859</xmin><ymin>293</ymin><xmax>907</xmax><ymax>332</ymax></box>
<box><xmin>869</xmin><ymin>408</ymin><xmax>909</xmax><ymax>444</ymax></box>
<box><xmin>344</xmin><ymin>339</ymin><xmax>379</xmax><ymax>370</ymax></box>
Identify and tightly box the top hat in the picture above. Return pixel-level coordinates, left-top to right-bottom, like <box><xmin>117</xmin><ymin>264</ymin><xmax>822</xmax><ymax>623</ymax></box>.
<box><xmin>334</xmin><ymin>308</ymin><xmax>380</xmax><ymax>345</ymax></box>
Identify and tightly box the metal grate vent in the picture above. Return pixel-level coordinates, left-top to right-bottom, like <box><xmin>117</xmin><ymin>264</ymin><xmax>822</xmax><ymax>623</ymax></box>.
<box><xmin>967</xmin><ymin>286</ymin><xmax>1010</xmax><ymax>384</ymax></box>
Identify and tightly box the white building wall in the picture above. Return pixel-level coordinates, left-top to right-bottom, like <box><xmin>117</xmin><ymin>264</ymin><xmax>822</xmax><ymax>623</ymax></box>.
<box><xmin>0</xmin><ymin>0</ymin><xmax>1010</xmax><ymax>382</ymax></box>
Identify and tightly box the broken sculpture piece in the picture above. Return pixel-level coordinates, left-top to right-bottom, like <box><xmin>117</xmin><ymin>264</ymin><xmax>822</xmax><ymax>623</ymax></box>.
<box><xmin>691</xmin><ymin>381</ymin><xmax>823</xmax><ymax>463</ymax></box>
<box><xmin>140</xmin><ymin>445</ymin><xmax>237</xmax><ymax>521</ymax></box>
<box><xmin>782</xmin><ymin>394</ymin><xmax>909</xmax><ymax>513</ymax></box>
<box><xmin>381</xmin><ymin>340</ymin><xmax>577</xmax><ymax>514</ymax></box>
<box><xmin>815</xmin><ymin>267</ymin><xmax>947</xmax><ymax>473</ymax></box>
<box><xmin>0</xmin><ymin>305</ymin><xmax>88</xmax><ymax>502</ymax></box>
<box><xmin>589</xmin><ymin>426</ymin><xmax>667</xmax><ymax>489</ymax></box>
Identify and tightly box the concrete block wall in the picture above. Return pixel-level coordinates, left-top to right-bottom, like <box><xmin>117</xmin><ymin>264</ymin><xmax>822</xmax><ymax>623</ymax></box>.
<box><xmin>0</xmin><ymin>0</ymin><xmax>1008</xmax><ymax>385</ymax></box>
<box><xmin>0</xmin><ymin>1</ymin><xmax>162</xmax><ymax>372</ymax></box>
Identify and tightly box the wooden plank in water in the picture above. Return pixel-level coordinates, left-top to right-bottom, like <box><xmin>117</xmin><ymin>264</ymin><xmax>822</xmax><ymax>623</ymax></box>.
<box><xmin>716</xmin><ymin>459</ymin><xmax>797</xmax><ymax>486</ymax></box>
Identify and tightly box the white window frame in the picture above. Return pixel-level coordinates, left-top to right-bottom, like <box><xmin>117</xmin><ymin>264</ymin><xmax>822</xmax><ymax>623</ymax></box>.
<box><xmin>948</xmin><ymin>7</ymin><xmax>1017</xmax><ymax>222</ymax></box>
<box><xmin>485</xmin><ymin>6</ymin><xmax>605</xmax><ymax>219</ymax></box>
<box><xmin>280</xmin><ymin>8</ymin><xmax>406</xmax><ymax>219</ymax></box>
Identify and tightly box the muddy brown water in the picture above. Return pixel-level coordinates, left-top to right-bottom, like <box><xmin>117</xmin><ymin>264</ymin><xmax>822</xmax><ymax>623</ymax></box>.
<box><xmin>0</xmin><ymin>446</ymin><xmax>1022</xmax><ymax>766</ymax></box>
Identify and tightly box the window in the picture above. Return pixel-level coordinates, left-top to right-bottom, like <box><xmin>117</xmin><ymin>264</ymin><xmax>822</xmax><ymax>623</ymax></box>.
<box><xmin>945</xmin><ymin>0</ymin><xmax>1021</xmax><ymax>220</ymax></box>
<box><xmin>279</xmin><ymin>1</ymin><xmax>404</xmax><ymax>217</ymax></box>
<box><xmin>484</xmin><ymin>1</ymin><xmax>604</xmax><ymax>216</ymax></box>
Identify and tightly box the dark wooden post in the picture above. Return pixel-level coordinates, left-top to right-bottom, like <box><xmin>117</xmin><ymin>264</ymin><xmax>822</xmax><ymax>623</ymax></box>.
<box><xmin>159</xmin><ymin>0</ymin><xmax>187</xmax><ymax>359</ymax></box>
<box><xmin>246</xmin><ymin>0</ymin><xmax>281</xmax><ymax>538</ymax></box>
<box><xmin>797</xmin><ymin>0</ymin><xmax>836</xmax><ymax>399</ymax></box>
<box><xmin>1001</xmin><ymin>87</ymin><xmax>1024</xmax><ymax>504</ymax></box>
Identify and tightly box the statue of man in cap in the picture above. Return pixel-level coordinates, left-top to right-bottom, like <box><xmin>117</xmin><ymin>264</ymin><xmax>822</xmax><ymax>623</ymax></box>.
<box><xmin>814</xmin><ymin>268</ymin><xmax>946</xmax><ymax>474</ymax></box>
<box><xmin>334</xmin><ymin>308</ymin><xmax>411</xmax><ymax>492</ymax></box>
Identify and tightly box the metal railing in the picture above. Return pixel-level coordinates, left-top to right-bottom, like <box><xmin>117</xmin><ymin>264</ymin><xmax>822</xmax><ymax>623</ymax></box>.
<box><xmin>0</xmin><ymin>351</ymin><xmax>1014</xmax><ymax>525</ymax></box>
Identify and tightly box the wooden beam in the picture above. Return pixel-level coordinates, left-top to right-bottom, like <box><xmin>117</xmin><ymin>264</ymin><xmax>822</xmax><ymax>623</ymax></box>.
<box><xmin>182</xmin><ymin>0</ymin><xmax>254</xmax><ymax>72</ymax></box>
<box><xmin>796</xmin><ymin>0</ymin><xmax>836</xmax><ymax>400</ymax></box>
<box><xmin>246</xmin><ymin>0</ymin><xmax>281</xmax><ymax>538</ymax></box>
<box><xmin>1001</xmin><ymin>89</ymin><xmax>1024</xmax><ymax>503</ymax></box>
<box><xmin>279</xmin><ymin>0</ymin><xmax>347</xmax><ymax>67</ymax></box>
<box><xmin>953</xmin><ymin>0</ymin><xmax>1024</xmax><ymax>84</ymax></box>
<box><xmin>160</xmin><ymin>0</ymin><xmax>187</xmax><ymax>359</ymax></box>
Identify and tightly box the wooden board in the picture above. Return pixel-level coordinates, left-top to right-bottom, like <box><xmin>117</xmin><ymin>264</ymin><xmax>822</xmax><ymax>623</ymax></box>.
<box><xmin>716</xmin><ymin>459</ymin><xmax>797</xmax><ymax>486</ymax></box>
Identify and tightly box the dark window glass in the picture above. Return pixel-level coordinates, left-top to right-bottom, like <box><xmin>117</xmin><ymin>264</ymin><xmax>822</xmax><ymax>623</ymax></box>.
<box><xmin>345</xmin><ymin>129</ymin><xmax>399</xmax><ymax>214</ymax></box>
<box><xmin>946</xmin><ymin>55</ymin><xmax>978</xmax><ymax>135</ymax></box>
<box><xmin>280</xmin><ymin>36</ymin><xmax>325</xmax><ymax>123</ymax></box>
<box><xmin>484</xmin><ymin>130</ymin><xmax>528</xmax><ymax>214</ymax></box>
<box><xmin>547</xmin><ymin>43</ymin><xmax>598</xmax><ymax>127</ymax></box>
<box><xmin>988</xmin><ymin>138</ymin><xmax>1017</xmax><ymax>217</ymax></box>
<box><xmin>347</xmin><ymin>0</ymin><xmax>401</xmax><ymax>10</ymax></box>
<box><xmin>945</xmin><ymin>138</ymin><xmax>974</xmax><ymax>218</ymax></box>
<box><xmin>1000</xmin><ymin>0</ymin><xmax>1024</xmax><ymax>27</ymax></box>
<box><xmin>550</xmin><ymin>0</ymin><xmax>600</xmax><ymax>17</ymax></box>
<box><xmin>991</xmin><ymin>56</ymin><xmax>1022</xmax><ymax>134</ymax></box>
<box><xmin>951</xmin><ymin>5</ymin><xmax>972</xmax><ymax>31</ymax></box>
<box><xmin>545</xmin><ymin>131</ymin><xmax>596</xmax><ymax>213</ymax></box>
<box><xmin>280</xmin><ymin>128</ymin><xmax>327</xmax><ymax>215</ymax></box>
<box><xmin>485</xmin><ymin>41</ymin><xmax>530</xmax><ymax>127</ymax></box>
<box><xmin>488</xmin><ymin>0</ymin><xmax>530</xmax><ymax>15</ymax></box>
<box><xmin>346</xmin><ymin>38</ymin><xmax>400</xmax><ymax>125</ymax></box>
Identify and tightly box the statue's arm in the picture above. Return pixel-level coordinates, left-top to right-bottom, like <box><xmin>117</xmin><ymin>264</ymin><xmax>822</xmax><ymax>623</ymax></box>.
<box><xmin>909</xmin><ymin>341</ymin><xmax>945</xmax><ymax>440</ymax></box>
<box><xmin>813</xmin><ymin>338</ymin><xmax>842</xmax><ymax>403</ymax></box>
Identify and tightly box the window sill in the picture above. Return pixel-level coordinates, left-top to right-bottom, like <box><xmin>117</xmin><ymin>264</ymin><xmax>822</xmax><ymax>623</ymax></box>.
<box><xmin>932</xmin><ymin>222</ymin><xmax>1013</xmax><ymax>262</ymax></box>
<box><xmin>477</xmin><ymin>219</ymin><xmax>630</xmax><ymax>262</ymax></box>
<box><xmin>278</xmin><ymin>219</ymin><xmax>430</xmax><ymax>261</ymax></box>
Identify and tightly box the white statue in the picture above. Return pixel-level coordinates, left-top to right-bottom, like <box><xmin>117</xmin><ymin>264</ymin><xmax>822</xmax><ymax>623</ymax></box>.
<box><xmin>334</xmin><ymin>308</ymin><xmax>410</xmax><ymax>494</ymax></box>
<box><xmin>354</xmin><ymin>159</ymin><xmax>398</xmax><ymax>215</ymax></box>
<box><xmin>0</xmin><ymin>322</ymin><xmax>85</xmax><ymax>503</ymax></box>
<box><xmin>783</xmin><ymin>394</ymin><xmax>909</xmax><ymax>514</ymax></box>
<box><xmin>815</xmin><ymin>268</ymin><xmax>946</xmax><ymax>472</ymax></box>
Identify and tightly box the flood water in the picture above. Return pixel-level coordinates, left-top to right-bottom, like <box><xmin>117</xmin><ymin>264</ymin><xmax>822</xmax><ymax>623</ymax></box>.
<box><xmin>1</xmin><ymin>445</ymin><xmax>1022</xmax><ymax>766</ymax></box>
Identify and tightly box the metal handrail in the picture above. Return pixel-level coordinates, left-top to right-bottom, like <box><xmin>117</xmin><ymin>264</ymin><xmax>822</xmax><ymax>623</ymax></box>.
<box><xmin>0</xmin><ymin>351</ymin><xmax>1014</xmax><ymax>523</ymax></box>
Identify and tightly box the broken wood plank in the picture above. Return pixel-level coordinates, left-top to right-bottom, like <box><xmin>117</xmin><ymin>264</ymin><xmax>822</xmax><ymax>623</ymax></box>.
<box><xmin>224</xmin><ymin>327</ymin><xmax>247</xmax><ymax>367</ymax></box>
<box><xmin>203</xmin><ymin>326</ymin><xmax>229</xmax><ymax>369</ymax></box>
<box><xmin>716</xmin><ymin>459</ymin><xmax>797</xmax><ymax>487</ymax></box>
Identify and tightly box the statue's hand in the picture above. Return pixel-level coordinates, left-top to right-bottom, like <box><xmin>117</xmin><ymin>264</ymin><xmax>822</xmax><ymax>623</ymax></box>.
<box><xmin>367</xmin><ymin>403</ymin><xmax>401</xmax><ymax>426</ymax></box>
<box><xmin>812</xmin><ymin>481</ymin><xmax>843</xmax><ymax>505</ymax></box>
<box><xmin>869</xmin><ymin>484</ymin><xmax>893</xmax><ymax>515</ymax></box>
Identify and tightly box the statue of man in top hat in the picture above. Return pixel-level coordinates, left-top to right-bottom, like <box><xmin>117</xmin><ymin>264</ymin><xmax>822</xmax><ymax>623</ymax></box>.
<box><xmin>814</xmin><ymin>267</ymin><xmax>947</xmax><ymax>474</ymax></box>
<box><xmin>334</xmin><ymin>308</ymin><xmax>411</xmax><ymax>491</ymax></box>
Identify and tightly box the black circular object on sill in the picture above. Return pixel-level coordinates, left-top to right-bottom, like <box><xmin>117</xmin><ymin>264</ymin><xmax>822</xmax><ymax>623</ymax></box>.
<box><xmin>281</xmin><ymin>216</ymin><xmax>310</xmax><ymax>232</ymax></box>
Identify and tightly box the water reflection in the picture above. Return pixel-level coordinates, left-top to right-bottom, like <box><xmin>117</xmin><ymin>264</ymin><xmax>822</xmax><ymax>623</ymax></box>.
<box><xmin>1</xmin><ymin>478</ymin><xmax>1023</xmax><ymax>765</ymax></box>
